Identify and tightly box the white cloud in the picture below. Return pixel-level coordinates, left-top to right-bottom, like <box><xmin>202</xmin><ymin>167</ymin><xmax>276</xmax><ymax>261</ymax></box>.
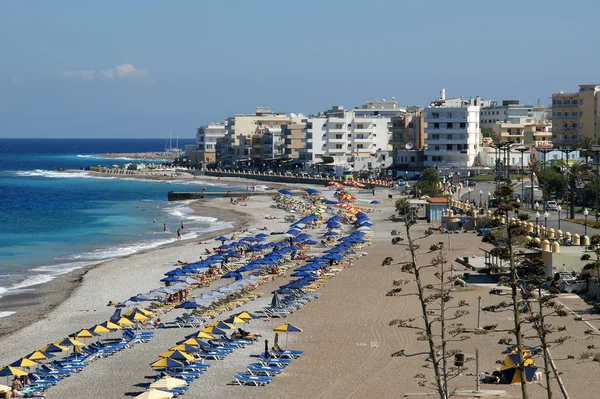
<box><xmin>61</xmin><ymin>63</ymin><xmax>153</xmax><ymax>84</ymax></box>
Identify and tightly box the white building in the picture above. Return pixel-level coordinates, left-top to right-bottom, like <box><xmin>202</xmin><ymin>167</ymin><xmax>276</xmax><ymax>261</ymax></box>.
<box><xmin>423</xmin><ymin>90</ymin><xmax>482</xmax><ymax>168</ymax></box>
<box><xmin>188</xmin><ymin>122</ymin><xmax>228</xmax><ymax>166</ymax></box>
<box><xmin>301</xmin><ymin>99</ymin><xmax>405</xmax><ymax>176</ymax></box>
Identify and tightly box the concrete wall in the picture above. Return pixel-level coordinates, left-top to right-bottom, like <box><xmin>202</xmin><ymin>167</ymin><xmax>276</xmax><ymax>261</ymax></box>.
<box><xmin>202</xmin><ymin>170</ymin><xmax>393</xmax><ymax>187</ymax></box>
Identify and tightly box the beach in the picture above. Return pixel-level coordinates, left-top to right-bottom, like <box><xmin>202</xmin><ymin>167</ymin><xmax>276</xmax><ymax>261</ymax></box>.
<box><xmin>1</xmin><ymin>179</ymin><xmax>599</xmax><ymax>399</ymax></box>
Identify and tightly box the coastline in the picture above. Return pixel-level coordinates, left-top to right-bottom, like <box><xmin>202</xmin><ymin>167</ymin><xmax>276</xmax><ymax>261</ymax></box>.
<box><xmin>0</xmin><ymin>199</ymin><xmax>252</xmax><ymax>339</ymax></box>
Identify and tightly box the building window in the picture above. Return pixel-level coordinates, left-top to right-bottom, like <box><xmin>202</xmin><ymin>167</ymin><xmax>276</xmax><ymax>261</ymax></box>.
<box><xmin>446</xmin><ymin>144</ymin><xmax>452</xmax><ymax>150</ymax></box>
<box><xmin>336</xmin><ymin>134</ymin><xmax>343</xmax><ymax>139</ymax></box>
<box><xmin>357</xmin><ymin>144</ymin><xmax>364</xmax><ymax>149</ymax></box>
<box><xmin>447</xmin><ymin>123</ymin><xmax>453</xmax><ymax>129</ymax></box>
<box><xmin>460</xmin><ymin>122</ymin><xmax>466</xmax><ymax>128</ymax></box>
<box><xmin>435</xmin><ymin>146</ymin><xmax>440</xmax><ymax>151</ymax></box>
<box><xmin>448</xmin><ymin>134</ymin><xmax>452</xmax><ymax>140</ymax></box>
<box><xmin>335</xmin><ymin>144</ymin><xmax>343</xmax><ymax>149</ymax></box>
<box><xmin>431</xmin><ymin>113</ymin><xmax>439</xmax><ymax>119</ymax></box>
<box><xmin>356</xmin><ymin>124</ymin><xmax>364</xmax><ymax>129</ymax></box>
<box><xmin>434</xmin><ymin>123</ymin><xmax>440</xmax><ymax>129</ymax></box>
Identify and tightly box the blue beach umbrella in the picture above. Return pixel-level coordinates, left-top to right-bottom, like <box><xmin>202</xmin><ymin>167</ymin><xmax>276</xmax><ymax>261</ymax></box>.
<box><xmin>278</xmin><ymin>189</ymin><xmax>294</xmax><ymax>196</ymax></box>
<box><xmin>215</xmin><ymin>236</ymin><xmax>229</xmax><ymax>244</ymax></box>
<box><xmin>271</xmin><ymin>292</ymin><xmax>283</xmax><ymax>308</ymax></box>
<box><xmin>222</xmin><ymin>271</ymin><xmax>243</xmax><ymax>280</ymax></box>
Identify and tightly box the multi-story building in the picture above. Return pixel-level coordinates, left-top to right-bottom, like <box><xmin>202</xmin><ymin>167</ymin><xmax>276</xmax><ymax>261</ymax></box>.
<box><xmin>480</xmin><ymin>100</ymin><xmax>534</xmax><ymax>128</ymax></box>
<box><xmin>423</xmin><ymin>90</ymin><xmax>483</xmax><ymax>168</ymax></box>
<box><xmin>551</xmin><ymin>84</ymin><xmax>600</xmax><ymax>146</ymax></box>
<box><xmin>282</xmin><ymin>122</ymin><xmax>306</xmax><ymax>161</ymax></box>
<box><xmin>188</xmin><ymin>122</ymin><xmax>227</xmax><ymax>167</ymax></box>
<box><xmin>214</xmin><ymin>107</ymin><xmax>300</xmax><ymax>167</ymax></box>
<box><xmin>390</xmin><ymin>110</ymin><xmax>426</xmax><ymax>152</ymax></box>
<box><xmin>300</xmin><ymin>100</ymin><xmax>405</xmax><ymax>176</ymax></box>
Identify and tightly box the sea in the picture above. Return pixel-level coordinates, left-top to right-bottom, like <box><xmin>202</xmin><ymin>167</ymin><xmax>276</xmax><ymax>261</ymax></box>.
<box><xmin>0</xmin><ymin>138</ymin><xmax>248</xmax><ymax>317</ymax></box>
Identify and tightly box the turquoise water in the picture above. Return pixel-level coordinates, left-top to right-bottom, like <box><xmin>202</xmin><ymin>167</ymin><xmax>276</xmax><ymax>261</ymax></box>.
<box><xmin>0</xmin><ymin>139</ymin><xmax>244</xmax><ymax>304</ymax></box>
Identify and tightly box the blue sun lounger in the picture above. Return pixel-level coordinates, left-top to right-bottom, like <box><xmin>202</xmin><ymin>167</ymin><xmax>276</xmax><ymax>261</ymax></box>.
<box><xmin>233</xmin><ymin>373</ymin><xmax>272</xmax><ymax>386</ymax></box>
<box><xmin>258</xmin><ymin>355</ymin><xmax>292</xmax><ymax>367</ymax></box>
<box><xmin>246</xmin><ymin>363</ymin><xmax>284</xmax><ymax>376</ymax></box>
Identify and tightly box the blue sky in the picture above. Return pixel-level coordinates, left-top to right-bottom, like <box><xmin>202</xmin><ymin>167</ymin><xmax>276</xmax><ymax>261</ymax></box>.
<box><xmin>1</xmin><ymin>0</ymin><xmax>599</xmax><ymax>138</ymax></box>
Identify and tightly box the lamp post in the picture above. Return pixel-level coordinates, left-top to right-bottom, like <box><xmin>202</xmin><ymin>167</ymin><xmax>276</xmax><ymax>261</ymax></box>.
<box><xmin>515</xmin><ymin>146</ymin><xmax>528</xmax><ymax>201</ymax></box>
<box><xmin>592</xmin><ymin>145</ymin><xmax>600</xmax><ymax>223</ymax></box>
<box><xmin>515</xmin><ymin>198</ymin><xmax>520</xmax><ymax>217</ymax></box>
<box><xmin>557</xmin><ymin>205</ymin><xmax>562</xmax><ymax>230</ymax></box>
<box><xmin>584</xmin><ymin>208</ymin><xmax>589</xmax><ymax>237</ymax></box>
<box><xmin>479</xmin><ymin>189</ymin><xmax>483</xmax><ymax>207</ymax></box>
<box><xmin>560</xmin><ymin>147</ymin><xmax>577</xmax><ymax>219</ymax></box>
<box><xmin>536</xmin><ymin>211</ymin><xmax>540</xmax><ymax>235</ymax></box>
<box><xmin>544</xmin><ymin>211</ymin><xmax>549</xmax><ymax>237</ymax></box>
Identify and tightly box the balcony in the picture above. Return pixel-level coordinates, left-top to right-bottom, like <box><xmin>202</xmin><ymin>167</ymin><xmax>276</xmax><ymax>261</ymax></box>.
<box><xmin>552</xmin><ymin>104</ymin><xmax>578</xmax><ymax>108</ymax></box>
<box><xmin>327</xmin><ymin>147</ymin><xmax>347</xmax><ymax>154</ymax></box>
<box><xmin>353</xmin><ymin>137</ymin><xmax>372</xmax><ymax>143</ymax></box>
<box><xmin>327</xmin><ymin>127</ymin><xmax>346</xmax><ymax>133</ymax></box>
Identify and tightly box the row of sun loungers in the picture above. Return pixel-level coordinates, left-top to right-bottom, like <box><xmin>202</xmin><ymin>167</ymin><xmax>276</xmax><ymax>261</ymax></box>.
<box><xmin>233</xmin><ymin>349</ymin><xmax>304</xmax><ymax>386</ymax></box>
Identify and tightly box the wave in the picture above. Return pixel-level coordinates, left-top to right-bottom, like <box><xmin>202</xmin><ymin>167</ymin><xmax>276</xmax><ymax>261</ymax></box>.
<box><xmin>0</xmin><ymin>311</ymin><xmax>15</xmax><ymax>319</ymax></box>
<box><xmin>14</xmin><ymin>169</ymin><xmax>94</xmax><ymax>179</ymax></box>
<box><xmin>9</xmin><ymin>274</ymin><xmax>55</xmax><ymax>290</ymax></box>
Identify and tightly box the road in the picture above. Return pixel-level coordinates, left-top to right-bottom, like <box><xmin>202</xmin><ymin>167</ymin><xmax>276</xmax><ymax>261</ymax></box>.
<box><xmin>458</xmin><ymin>181</ymin><xmax>599</xmax><ymax>238</ymax></box>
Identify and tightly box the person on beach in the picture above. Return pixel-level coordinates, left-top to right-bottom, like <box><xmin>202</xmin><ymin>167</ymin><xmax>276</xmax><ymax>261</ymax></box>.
<box><xmin>176</xmin><ymin>229</ymin><xmax>181</xmax><ymax>240</ymax></box>
<box><xmin>163</xmin><ymin>223</ymin><xmax>167</xmax><ymax>232</ymax></box>
<box><xmin>181</xmin><ymin>221</ymin><xmax>184</xmax><ymax>230</ymax></box>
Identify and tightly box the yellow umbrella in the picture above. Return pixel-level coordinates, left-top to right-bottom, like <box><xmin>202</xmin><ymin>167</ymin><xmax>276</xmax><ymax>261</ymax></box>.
<box><xmin>158</xmin><ymin>350</ymin><xmax>194</xmax><ymax>362</ymax></box>
<box><xmin>56</xmin><ymin>337</ymin><xmax>86</xmax><ymax>347</ymax></box>
<box><xmin>150</xmin><ymin>358</ymin><xmax>184</xmax><ymax>369</ymax></box>
<box><xmin>26</xmin><ymin>351</ymin><xmax>48</xmax><ymax>362</ymax></box>
<box><xmin>99</xmin><ymin>321</ymin><xmax>122</xmax><ymax>330</ymax></box>
<box><xmin>135</xmin><ymin>389</ymin><xmax>174</xmax><ymax>399</ymax></box>
<box><xmin>0</xmin><ymin>366</ymin><xmax>28</xmax><ymax>377</ymax></box>
<box><xmin>184</xmin><ymin>331</ymin><xmax>213</xmax><ymax>340</ymax></box>
<box><xmin>124</xmin><ymin>307</ymin><xmax>153</xmax><ymax>317</ymax></box>
<box><xmin>9</xmin><ymin>358</ymin><xmax>37</xmax><ymax>368</ymax></box>
<box><xmin>117</xmin><ymin>317</ymin><xmax>136</xmax><ymax>326</ymax></box>
<box><xmin>223</xmin><ymin>316</ymin><xmax>246</xmax><ymax>324</ymax></box>
<box><xmin>128</xmin><ymin>313</ymin><xmax>150</xmax><ymax>322</ymax></box>
<box><xmin>149</xmin><ymin>376</ymin><xmax>187</xmax><ymax>390</ymax></box>
<box><xmin>72</xmin><ymin>328</ymin><xmax>95</xmax><ymax>339</ymax></box>
<box><xmin>236</xmin><ymin>311</ymin><xmax>258</xmax><ymax>321</ymax></box>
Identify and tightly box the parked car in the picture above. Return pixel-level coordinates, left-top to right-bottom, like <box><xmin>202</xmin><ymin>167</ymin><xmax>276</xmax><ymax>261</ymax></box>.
<box><xmin>545</xmin><ymin>201</ymin><xmax>558</xmax><ymax>211</ymax></box>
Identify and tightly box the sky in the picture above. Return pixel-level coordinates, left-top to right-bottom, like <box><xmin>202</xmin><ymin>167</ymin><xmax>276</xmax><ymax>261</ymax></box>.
<box><xmin>1</xmin><ymin>0</ymin><xmax>599</xmax><ymax>138</ymax></box>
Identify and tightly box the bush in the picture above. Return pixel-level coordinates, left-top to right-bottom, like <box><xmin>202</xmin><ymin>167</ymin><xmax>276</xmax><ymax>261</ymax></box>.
<box><xmin>581</xmin><ymin>254</ymin><xmax>592</xmax><ymax>261</ymax></box>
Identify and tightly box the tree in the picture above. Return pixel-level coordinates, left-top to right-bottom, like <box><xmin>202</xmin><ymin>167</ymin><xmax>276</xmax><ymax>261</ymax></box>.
<box><xmin>481</xmin><ymin>127</ymin><xmax>500</xmax><ymax>144</ymax></box>
<box><xmin>383</xmin><ymin>198</ymin><xmax>469</xmax><ymax>399</ymax></box>
<box><xmin>415</xmin><ymin>167</ymin><xmax>441</xmax><ymax>198</ymax></box>
<box><xmin>566</xmin><ymin>161</ymin><xmax>591</xmax><ymax>218</ymax></box>
<box><xmin>578</xmin><ymin>137</ymin><xmax>596</xmax><ymax>164</ymax></box>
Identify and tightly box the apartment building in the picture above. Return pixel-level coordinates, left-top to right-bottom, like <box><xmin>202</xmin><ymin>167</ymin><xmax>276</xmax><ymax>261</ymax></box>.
<box><xmin>480</xmin><ymin>100</ymin><xmax>534</xmax><ymax>128</ymax></box>
<box><xmin>390</xmin><ymin>110</ymin><xmax>426</xmax><ymax>151</ymax></box>
<box><xmin>423</xmin><ymin>90</ymin><xmax>482</xmax><ymax>168</ymax></box>
<box><xmin>551</xmin><ymin>84</ymin><xmax>600</xmax><ymax>146</ymax></box>
<box><xmin>188</xmin><ymin>122</ymin><xmax>227</xmax><ymax>166</ymax></box>
<box><xmin>301</xmin><ymin>100</ymin><xmax>405</xmax><ymax>175</ymax></box>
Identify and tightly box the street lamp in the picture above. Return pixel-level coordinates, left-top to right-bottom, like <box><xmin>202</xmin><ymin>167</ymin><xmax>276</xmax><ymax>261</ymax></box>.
<box><xmin>536</xmin><ymin>211</ymin><xmax>540</xmax><ymax>234</ymax></box>
<box><xmin>515</xmin><ymin>198</ymin><xmax>520</xmax><ymax>216</ymax></box>
<box><xmin>557</xmin><ymin>205</ymin><xmax>562</xmax><ymax>230</ymax></box>
<box><xmin>535</xmin><ymin>202</ymin><xmax>539</xmax><ymax>212</ymax></box>
<box><xmin>544</xmin><ymin>211</ymin><xmax>549</xmax><ymax>237</ymax></box>
<box><xmin>488</xmin><ymin>192</ymin><xmax>492</xmax><ymax>208</ymax></box>
<box><xmin>584</xmin><ymin>208</ymin><xmax>589</xmax><ymax>237</ymax></box>
<box><xmin>479</xmin><ymin>189</ymin><xmax>483</xmax><ymax>207</ymax></box>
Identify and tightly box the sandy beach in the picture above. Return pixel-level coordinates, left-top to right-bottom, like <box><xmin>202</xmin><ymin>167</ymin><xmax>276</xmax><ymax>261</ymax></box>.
<box><xmin>1</xmin><ymin>178</ymin><xmax>599</xmax><ymax>399</ymax></box>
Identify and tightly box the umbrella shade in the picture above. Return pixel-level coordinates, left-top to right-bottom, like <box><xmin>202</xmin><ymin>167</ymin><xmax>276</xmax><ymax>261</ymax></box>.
<box><xmin>206</xmin><ymin>321</ymin><xmax>235</xmax><ymax>330</ymax></box>
<box><xmin>500</xmin><ymin>354</ymin><xmax>537</xmax><ymax>384</ymax></box>
<box><xmin>201</xmin><ymin>326</ymin><xmax>228</xmax><ymax>336</ymax></box>
<box><xmin>175</xmin><ymin>301</ymin><xmax>201</xmax><ymax>309</ymax></box>
<box><xmin>150</xmin><ymin>358</ymin><xmax>184</xmax><ymax>369</ymax></box>
<box><xmin>99</xmin><ymin>321</ymin><xmax>122</xmax><ymax>330</ymax></box>
<box><xmin>9</xmin><ymin>358</ymin><xmax>37</xmax><ymax>368</ymax></box>
<box><xmin>149</xmin><ymin>377</ymin><xmax>187</xmax><ymax>390</ymax></box>
<box><xmin>159</xmin><ymin>350</ymin><xmax>195</xmax><ymax>362</ymax></box>
<box><xmin>40</xmin><ymin>343</ymin><xmax>67</xmax><ymax>353</ymax></box>
<box><xmin>169</xmin><ymin>344</ymin><xmax>200</xmax><ymax>353</ymax></box>
<box><xmin>72</xmin><ymin>328</ymin><xmax>98</xmax><ymax>339</ymax></box>
<box><xmin>273</xmin><ymin>323</ymin><xmax>303</xmax><ymax>333</ymax></box>
<box><xmin>26</xmin><ymin>351</ymin><xmax>51</xmax><ymax>361</ymax></box>
<box><xmin>124</xmin><ymin>307</ymin><xmax>153</xmax><ymax>317</ymax></box>
<box><xmin>215</xmin><ymin>236</ymin><xmax>229</xmax><ymax>242</ymax></box>
<box><xmin>127</xmin><ymin>313</ymin><xmax>150</xmax><ymax>322</ymax></box>
<box><xmin>223</xmin><ymin>316</ymin><xmax>246</xmax><ymax>324</ymax></box>
<box><xmin>184</xmin><ymin>331</ymin><xmax>214</xmax><ymax>340</ymax></box>
<box><xmin>57</xmin><ymin>337</ymin><xmax>86</xmax><ymax>347</ymax></box>
<box><xmin>236</xmin><ymin>311</ymin><xmax>259</xmax><ymax>321</ymax></box>
<box><xmin>135</xmin><ymin>389</ymin><xmax>174</xmax><ymax>399</ymax></box>
<box><xmin>271</xmin><ymin>292</ymin><xmax>282</xmax><ymax>308</ymax></box>
<box><xmin>117</xmin><ymin>317</ymin><xmax>136</xmax><ymax>326</ymax></box>
<box><xmin>278</xmin><ymin>189</ymin><xmax>293</xmax><ymax>196</ymax></box>
<box><xmin>0</xmin><ymin>366</ymin><xmax>27</xmax><ymax>377</ymax></box>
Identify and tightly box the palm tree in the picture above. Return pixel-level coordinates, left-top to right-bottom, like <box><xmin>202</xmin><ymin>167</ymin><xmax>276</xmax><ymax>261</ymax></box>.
<box><xmin>578</xmin><ymin>137</ymin><xmax>596</xmax><ymax>164</ymax></box>
<box><xmin>567</xmin><ymin>161</ymin><xmax>592</xmax><ymax>219</ymax></box>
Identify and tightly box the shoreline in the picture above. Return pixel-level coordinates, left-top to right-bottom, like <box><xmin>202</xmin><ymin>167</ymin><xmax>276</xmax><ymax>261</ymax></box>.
<box><xmin>0</xmin><ymin>199</ymin><xmax>253</xmax><ymax>339</ymax></box>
